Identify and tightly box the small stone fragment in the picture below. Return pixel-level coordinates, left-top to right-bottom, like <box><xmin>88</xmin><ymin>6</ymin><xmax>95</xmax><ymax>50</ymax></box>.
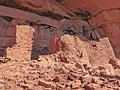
<box><xmin>53</xmin><ymin>76</ymin><xmax>60</xmax><ymax>82</ymax></box>
<box><xmin>38</xmin><ymin>80</ymin><xmax>56</xmax><ymax>89</ymax></box>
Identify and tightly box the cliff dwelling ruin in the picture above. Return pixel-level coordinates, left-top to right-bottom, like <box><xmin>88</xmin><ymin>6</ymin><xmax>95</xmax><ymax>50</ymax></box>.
<box><xmin>0</xmin><ymin>2</ymin><xmax>118</xmax><ymax>61</ymax></box>
<box><xmin>0</xmin><ymin>0</ymin><xmax>120</xmax><ymax>90</ymax></box>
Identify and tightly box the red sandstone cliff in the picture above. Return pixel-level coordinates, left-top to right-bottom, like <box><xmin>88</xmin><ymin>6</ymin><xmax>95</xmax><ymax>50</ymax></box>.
<box><xmin>61</xmin><ymin>0</ymin><xmax>120</xmax><ymax>58</ymax></box>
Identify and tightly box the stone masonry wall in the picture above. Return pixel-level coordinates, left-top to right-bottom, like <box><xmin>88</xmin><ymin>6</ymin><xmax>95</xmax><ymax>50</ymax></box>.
<box><xmin>5</xmin><ymin>23</ymin><xmax>63</xmax><ymax>60</ymax></box>
<box><xmin>6</xmin><ymin>25</ymin><xmax>35</xmax><ymax>60</ymax></box>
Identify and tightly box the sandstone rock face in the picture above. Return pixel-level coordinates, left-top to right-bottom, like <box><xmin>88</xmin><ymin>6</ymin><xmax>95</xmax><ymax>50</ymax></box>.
<box><xmin>0</xmin><ymin>17</ymin><xmax>16</xmax><ymax>56</ymax></box>
<box><xmin>0</xmin><ymin>5</ymin><xmax>61</xmax><ymax>28</ymax></box>
<box><xmin>32</xmin><ymin>25</ymin><xmax>63</xmax><ymax>59</ymax></box>
<box><xmin>62</xmin><ymin>0</ymin><xmax>120</xmax><ymax>58</ymax></box>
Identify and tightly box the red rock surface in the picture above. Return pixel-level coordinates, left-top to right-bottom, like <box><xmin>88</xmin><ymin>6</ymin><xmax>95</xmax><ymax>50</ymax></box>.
<box><xmin>0</xmin><ymin>0</ymin><xmax>120</xmax><ymax>90</ymax></box>
<box><xmin>62</xmin><ymin>0</ymin><xmax>120</xmax><ymax>58</ymax></box>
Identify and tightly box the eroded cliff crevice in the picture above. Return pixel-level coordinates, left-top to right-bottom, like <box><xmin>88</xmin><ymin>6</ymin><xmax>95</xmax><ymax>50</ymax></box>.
<box><xmin>0</xmin><ymin>0</ymin><xmax>70</xmax><ymax>20</ymax></box>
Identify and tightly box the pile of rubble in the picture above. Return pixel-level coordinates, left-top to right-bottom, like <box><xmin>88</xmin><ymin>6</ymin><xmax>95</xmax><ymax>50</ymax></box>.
<box><xmin>0</xmin><ymin>34</ymin><xmax>120</xmax><ymax>90</ymax></box>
